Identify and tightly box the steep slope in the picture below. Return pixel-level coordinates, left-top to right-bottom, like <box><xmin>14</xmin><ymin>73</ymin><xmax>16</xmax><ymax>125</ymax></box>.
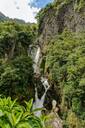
<box><xmin>0</xmin><ymin>12</ymin><xmax>7</xmax><ymax>21</ymax></box>
<box><xmin>36</xmin><ymin>0</ymin><xmax>85</xmax><ymax>127</ymax></box>
<box><xmin>0</xmin><ymin>12</ymin><xmax>25</xmax><ymax>23</ymax></box>
<box><xmin>37</xmin><ymin>0</ymin><xmax>85</xmax><ymax>45</ymax></box>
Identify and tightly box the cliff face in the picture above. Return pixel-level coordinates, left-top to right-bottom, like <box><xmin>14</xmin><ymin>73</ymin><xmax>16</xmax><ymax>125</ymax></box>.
<box><xmin>38</xmin><ymin>1</ymin><xmax>85</xmax><ymax>45</ymax></box>
<box><xmin>35</xmin><ymin>1</ymin><xmax>85</xmax><ymax>123</ymax></box>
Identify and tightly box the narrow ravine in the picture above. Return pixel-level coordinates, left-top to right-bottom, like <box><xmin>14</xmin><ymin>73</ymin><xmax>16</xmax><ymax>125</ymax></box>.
<box><xmin>33</xmin><ymin>46</ymin><xmax>50</xmax><ymax>116</ymax></box>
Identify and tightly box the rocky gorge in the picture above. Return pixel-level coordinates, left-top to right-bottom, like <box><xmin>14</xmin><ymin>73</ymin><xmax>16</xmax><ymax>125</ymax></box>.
<box><xmin>0</xmin><ymin>0</ymin><xmax>85</xmax><ymax>128</ymax></box>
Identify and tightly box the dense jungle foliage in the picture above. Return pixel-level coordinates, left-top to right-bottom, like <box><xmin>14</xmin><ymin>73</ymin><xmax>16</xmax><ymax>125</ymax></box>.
<box><xmin>0</xmin><ymin>21</ymin><xmax>37</xmax><ymax>99</ymax></box>
<box><xmin>0</xmin><ymin>21</ymin><xmax>44</xmax><ymax>127</ymax></box>
<box><xmin>0</xmin><ymin>0</ymin><xmax>85</xmax><ymax>128</ymax></box>
<box><xmin>44</xmin><ymin>30</ymin><xmax>85</xmax><ymax>127</ymax></box>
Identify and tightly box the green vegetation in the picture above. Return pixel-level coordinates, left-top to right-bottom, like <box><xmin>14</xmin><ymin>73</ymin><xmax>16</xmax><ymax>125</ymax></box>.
<box><xmin>0</xmin><ymin>0</ymin><xmax>85</xmax><ymax>127</ymax></box>
<box><xmin>74</xmin><ymin>0</ymin><xmax>85</xmax><ymax>11</ymax></box>
<box><xmin>0</xmin><ymin>21</ymin><xmax>37</xmax><ymax>99</ymax></box>
<box><xmin>0</xmin><ymin>21</ymin><xmax>37</xmax><ymax>58</ymax></box>
<box><xmin>0</xmin><ymin>55</ymin><xmax>33</xmax><ymax>98</ymax></box>
<box><xmin>0</xmin><ymin>97</ymin><xmax>43</xmax><ymax>128</ymax></box>
<box><xmin>36</xmin><ymin>0</ymin><xmax>85</xmax><ymax>32</ymax></box>
<box><xmin>44</xmin><ymin>30</ymin><xmax>85</xmax><ymax>127</ymax></box>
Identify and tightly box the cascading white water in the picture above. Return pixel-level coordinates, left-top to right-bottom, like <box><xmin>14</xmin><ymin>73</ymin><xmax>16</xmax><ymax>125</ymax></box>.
<box><xmin>33</xmin><ymin>47</ymin><xmax>50</xmax><ymax>117</ymax></box>
<box><xmin>33</xmin><ymin>47</ymin><xmax>41</xmax><ymax>74</ymax></box>
<box><xmin>32</xmin><ymin>46</ymin><xmax>62</xmax><ymax>127</ymax></box>
<box><xmin>33</xmin><ymin>77</ymin><xmax>50</xmax><ymax>117</ymax></box>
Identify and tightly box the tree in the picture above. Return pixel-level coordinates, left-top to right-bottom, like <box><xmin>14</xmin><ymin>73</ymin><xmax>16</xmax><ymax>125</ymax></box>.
<box><xmin>0</xmin><ymin>55</ymin><xmax>34</xmax><ymax>98</ymax></box>
<box><xmin>44</xmin><ymin>30</ymin><xmax>85</xmax><ymax>126</ymax></box>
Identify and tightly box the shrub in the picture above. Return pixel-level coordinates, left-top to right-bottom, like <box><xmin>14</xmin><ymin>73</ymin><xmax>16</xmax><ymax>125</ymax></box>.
<box><xmin>0</xmin><ymin>97</ymin><xmax>43</xmax><ymax>128</ymax></box>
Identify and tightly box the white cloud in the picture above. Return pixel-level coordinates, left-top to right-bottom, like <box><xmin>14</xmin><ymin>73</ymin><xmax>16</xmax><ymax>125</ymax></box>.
<box><xmin>0</xmin><ymin>0</ymin><xmax>40</xmax><ymax>23</ymax></box>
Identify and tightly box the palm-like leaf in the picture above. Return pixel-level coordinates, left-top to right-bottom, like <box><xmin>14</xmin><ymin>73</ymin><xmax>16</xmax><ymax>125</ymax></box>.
<box><xmin>0</xmin><ymin>97</ymin><xmax>43</xmax><ymax>128</ymax></box>
<box><xmin>25</xmin><ymin>99</ymin><xmax>33</xmax><ymax>113</ymax></box>
<box><xmin>16</xmin><ymin>122</ymin><xmax>32</xmax><ymax>128</ymax></box>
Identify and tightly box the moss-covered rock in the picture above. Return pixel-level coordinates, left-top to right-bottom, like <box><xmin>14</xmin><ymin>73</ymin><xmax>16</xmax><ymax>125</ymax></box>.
<box><xmin>37</xmin><ymin>0</ymin><xmax>85</xmax><ymax>45</ymax></box>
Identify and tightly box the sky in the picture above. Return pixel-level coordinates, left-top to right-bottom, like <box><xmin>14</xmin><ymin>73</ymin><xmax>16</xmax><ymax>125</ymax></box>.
<box><xmin>29</xmin><ymin>0</ymin><xmax>52</xmax><ymax>8</ymax></box>
<box><xmin>0</xmin><ymin>0</ymin><xmax>52</xmax><ymax>23</ymax></box>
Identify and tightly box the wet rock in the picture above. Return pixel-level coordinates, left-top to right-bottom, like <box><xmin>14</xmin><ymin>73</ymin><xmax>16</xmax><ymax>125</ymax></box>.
<box><xmin>44</xmin><ymin>85</ymin><xmax>60</xmax><ymax>110</ymax></box>
<box><xmin>45</xmin><ymin>112</ymin><xmax>63</xmax><ymax>128</ymax></box>
<box><xmin>45</xmin><ymin>100</ymin><xmax>63</xmax><ymax>128</ymax></box>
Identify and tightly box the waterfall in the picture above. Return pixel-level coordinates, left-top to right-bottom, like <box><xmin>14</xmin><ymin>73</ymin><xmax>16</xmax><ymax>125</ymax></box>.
<box><xmin>33</xmin><ymin>77</ymin><xmax>50</xmax><ymax>117</ymax></box>
<box><xmin>32</xmin><ymin>47</ymin><xmax>62</xmax><ymax>127</ymax></box>
<box><xmin>33</xmin><ymin>47</ymin><xmax>50</xmax><ymax>117</ymax></box>
<box><xmin>33</xmin><ymin>47</ymin><xmax>41</xmax><ymax>74</ymax></box>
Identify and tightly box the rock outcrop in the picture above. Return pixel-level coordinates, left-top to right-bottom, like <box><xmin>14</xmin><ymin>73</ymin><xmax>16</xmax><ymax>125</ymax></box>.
<box><xmin>38</xmin><ymin>0</ymin><xmax>85</xmax><ymax>45</ymax></box>
<box><xmin>45</xmin><ymin>100</ymin><xmax>63</xmax><ymax>128</ymax></box>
